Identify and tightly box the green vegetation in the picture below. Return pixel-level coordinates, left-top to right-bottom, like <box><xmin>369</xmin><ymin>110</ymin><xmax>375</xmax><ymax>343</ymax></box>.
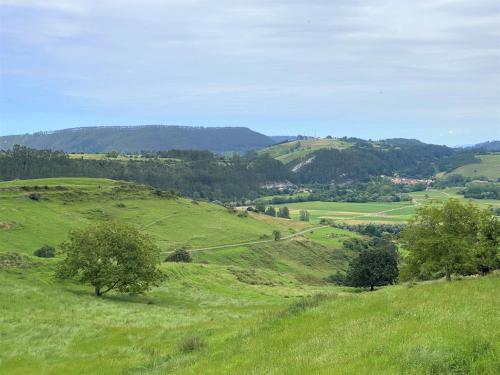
<box><xmin>0</xmin><ymin>178</ymin><xmax>300</xmax><ymax>255</ymax></box>
<box><xmin>0</xmin><ymin>176</ymin><xmax>499</xmax><ymax>373</ymax></box>
<box><xmin>403</xmin><ymin>199</ymin><xmax>499</xmax><ymax>280</ymax></box>
<box><xmin>260</xmin><ymin>138</ymin><xmax>350</xmax><ymax>164</ymax></box>
<box><xmin>0</xmin><ymin>125</ymin><xmax>274</xmax><ymax>153</ymax></box>
<box><xmin>57</xmin><ymin>221</ymin><xmax>165</xmax><ymax>296</ymax></box>
<box><xmin>443</xmin><ymin>153</ymin><xmax>500</xmax><ymax>180</ymax></box>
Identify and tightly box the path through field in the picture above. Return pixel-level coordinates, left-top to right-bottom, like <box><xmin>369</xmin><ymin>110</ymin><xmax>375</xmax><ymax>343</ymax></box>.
<box><xmin>162</xmin><ymin>203</ymin><xmax>419</xmax><ymax>255</ymax></box>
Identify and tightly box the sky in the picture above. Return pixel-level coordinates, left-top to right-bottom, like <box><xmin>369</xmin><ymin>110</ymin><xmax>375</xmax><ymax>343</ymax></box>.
<box><xmin>0</xmin><ymin>0</ymin><xmax>499</xmax><ymax>145</ymax></box>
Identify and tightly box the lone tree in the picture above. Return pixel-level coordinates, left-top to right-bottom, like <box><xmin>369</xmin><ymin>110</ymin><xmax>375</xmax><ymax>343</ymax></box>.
<box><xmin>345</xmin><ymin>247</ymin><xmax>399</xmax><ymax>291</ymax></box>
<box><xmin>272</xmin><ymin>230</ymin><xmax>281</xmax><ymax>241</ymax></box>
<box><xmin>299</xmin><ymin>209</ymin><xmax>310</xmax><ymax>222</ymax></box>
<box><xmin>278</xmin><ymin>206</ymin><xmax>290</xmax><ymax>219</ymax></box>
<box><xmin>56</xmin><ymin>221</ymin><xmax>165</xmax><ymax>296</ymax></box>
<box><xmin>34</xmin><ymin>244</ymin><xmax>56</xmax><ymax>258</ymax></box>
<box><xmin>402</xmin><ymin>199</ymin><xmax>498</xmax><ymax>281</ymax></box>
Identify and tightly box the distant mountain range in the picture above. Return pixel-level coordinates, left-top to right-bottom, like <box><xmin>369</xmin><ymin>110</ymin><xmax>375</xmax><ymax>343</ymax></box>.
<box><xmin>0</xmin><ymin>125</ymin><xmax>275</xmax><ymax>153</ymax></box>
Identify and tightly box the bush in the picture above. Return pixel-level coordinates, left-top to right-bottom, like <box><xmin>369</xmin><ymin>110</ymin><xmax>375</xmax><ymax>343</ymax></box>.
<box><xmin>34</xmin><ymin>244</ymin><xmax>56</xmax><ymax>258</ymax></box>
<box><xmin>179</xmin><ymin>336</ymin><xmax>205</xmax><ymax>353</ymax></box>
<box><xmin>165</xmin><ymin>248</ymin><xmax>192</xmax><ymax>263</ymax></box>
<box><xmin>28</xmin><ymin>192</ymin><xmax>41</xmax><ymax>201</ymax></box>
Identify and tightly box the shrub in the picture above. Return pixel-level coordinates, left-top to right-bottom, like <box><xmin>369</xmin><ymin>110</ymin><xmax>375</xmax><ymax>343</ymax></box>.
<box><xmin>28</xmin><ymin>192</ymin><xmax>41</xmax><ymax>201</ymax></box>
<box><xmin>34</xmin><ymin>244</ymin><xmax>56</xmax><ymax>258</ymax></box>
<box><xmin>115</xmin><ymin>202</ymin><xmax>126</xmax><ymax>208</ymax></box>
<box><xmin>179</xmin><ymin>336</ymin><xmax>205</xmax><ymax>353</ymax></box>
<box><xmin>237</xmin><ymin>210</ymin><xmax>248</xmax><ymax>218</ymax></box>
<box><xmin>165</xmin><ymin>248</ymin><xmax>192</xmax><ymax>263</ymax></box>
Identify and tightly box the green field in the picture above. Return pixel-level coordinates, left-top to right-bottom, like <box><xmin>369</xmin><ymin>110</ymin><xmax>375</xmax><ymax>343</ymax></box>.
<box><xmin>261</xmin><ymin>138</ymin><xmax>350</xmax><ymax>164</ymax></box>
<box><xmin>443</xmin><ymin>153</ymin><xmax>500</xmax><ymax>180</ymax></box>
<box><xmin>0</xmin><ymin>178</ymin><xmax>309</xmax><ymax>255</ymax></box>
<box><xmin>1</xmin><ymin>177</ymin><xmax>499</xmax><ymax>374</ymax></box>
<box><xmin>1</xmin><ymin>257</ymin><xmax>498</xmax><ymax>374</ymax></box>
<box><xmin>273</xmin><ymin>201</ymin><xmax>417</xmax><ymax>224</ymax></box>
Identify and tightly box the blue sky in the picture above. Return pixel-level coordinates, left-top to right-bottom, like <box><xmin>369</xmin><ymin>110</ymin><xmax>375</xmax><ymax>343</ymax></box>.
<box><xmin>0</xmin><ymin>0</ymin><xmax>499</xmax><ymax>145</ymax></box>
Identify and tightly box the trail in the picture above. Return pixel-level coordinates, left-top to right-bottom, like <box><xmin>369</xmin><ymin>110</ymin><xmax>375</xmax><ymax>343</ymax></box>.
<box><xmin>161</xmin><ymin>202</ymin><xmax>419</xmax><ymax>255</ymax></box>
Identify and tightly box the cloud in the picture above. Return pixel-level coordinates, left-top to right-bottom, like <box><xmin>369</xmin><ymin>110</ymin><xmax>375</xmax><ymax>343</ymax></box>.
<box><xmin>0</xmin><ymin>0</ymin><xmax>499</xmax><ymax>143</ymax></box>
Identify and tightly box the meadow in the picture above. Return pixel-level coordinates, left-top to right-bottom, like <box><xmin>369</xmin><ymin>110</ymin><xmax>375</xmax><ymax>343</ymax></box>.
<box><xmin>0</xmin><ymin>178</ymin><xmax>308</xmax><ymax>255</ymax></box>
<box><xmin>443</xmin><ymin>153</ymin><xmax>500</xmax><ymax>180</ymax></box>
<box><xmin>1</xmin><ymin>177</ymin><xmax>499</xmax><ymax>374</ymax></box>
<box><xmin>260</xmin><ymin>138</ymin><xmax>350</xmax><ymax>164</ymax></box>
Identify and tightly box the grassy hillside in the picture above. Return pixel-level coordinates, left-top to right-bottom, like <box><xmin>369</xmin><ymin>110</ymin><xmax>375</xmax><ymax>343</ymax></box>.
<box><xmin>0</xmin><ymin>178</ymin><xmax>307</xmax><ymax>255</ymax></box>
<box><xmin>1</xmin><ymin>256</ymin><xmax>497</xmax><ymax>374</ymax></box>
<box><xmin>260</xmin><ymin>138</ymin><xmax>350</xmax><ymax>164</ymax></box>
<box><xmin>0</xmin><ymin>177</ymin><xmax>361</xmax><ymax>282</ymax></box>
<box><xmin>181</xmin><ymin>274</ymin><xmax>500</xmax><ymax>374</ymax></box>
<box><xmin>442</xmin><ymin>153</ymin><xmax>500</xmax><ymax>180</ymax></box>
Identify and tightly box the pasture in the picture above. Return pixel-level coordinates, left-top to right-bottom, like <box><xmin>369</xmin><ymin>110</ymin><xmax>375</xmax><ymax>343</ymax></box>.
<box><xmin>443</xmin><ymin>153</ymin><xmax>500</xmax><ymax>180</ymax></box>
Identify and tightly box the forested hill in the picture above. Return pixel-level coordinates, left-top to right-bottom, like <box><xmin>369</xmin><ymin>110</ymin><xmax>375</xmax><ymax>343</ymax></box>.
<box><xmin>0</xmin><ymin>125</ymin><xmax>275</xmax><ymax>153</ymax></box>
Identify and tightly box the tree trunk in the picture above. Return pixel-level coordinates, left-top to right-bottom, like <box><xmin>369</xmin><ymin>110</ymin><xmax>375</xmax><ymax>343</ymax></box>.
<box><xmin>445</xmin><ymin>268</ymin><xmax>451</xmax><ymax>282</ymax></box>
<box><xmin>370</xmin><ymin>285</ymin><xmax>374</xmax><ymax>291</ymax></box>
<box><xmin>95</xmin><ymin>287</ymin><xmax>102</xmax><ymax>297</ymax></box>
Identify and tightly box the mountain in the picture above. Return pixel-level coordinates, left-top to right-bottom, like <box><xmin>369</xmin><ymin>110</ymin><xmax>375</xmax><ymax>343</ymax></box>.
<box><xmin>472</xmin><ymin>140</ymin><xmax>500</xmax><ymax>152</ymax></box>
<box><xmin>0</xmin><ymin>125</ymin><xmax>275</xmax><ymax>153</ymax></box>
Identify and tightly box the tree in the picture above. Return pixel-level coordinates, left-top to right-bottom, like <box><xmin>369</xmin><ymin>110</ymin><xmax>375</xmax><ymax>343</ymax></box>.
<box><xmin>265</xmin><ymin>206</ymin><xmax>276</xmax><ymax>217</ymax></box>
<box><xmin>345</xmin><ymin>247</ymin><xmax>399</xmax><ymax>291</ymax></box>
<box><xmin>255</xmin><ymin>202</ymin><xmax>266</xmax><ymax>213</ymax></box>
<box><xmin>165</xmin><ymin>248</ymin><xmax>192</xmax><ymax>263</ymax></box>
<box><xmin>299</xmin><ymin>209</ymin><xmax>310</xmax><ymax>222</ymax></box>
<box><xmin>56</xmin><ymin>222</ymin><xmax>165</xmax><ymax>296</ymax></box>
<box><xmin>34</xmin><ymin>244</ymin><xmax>55</xmax><ymax>258</ymax></box>
<box><xmin>278</xmin><ymin>206</ymin><xmax>290</xmax><ymax>219</ymax></box>
<box><xmin>273</xmin><ymin>230</ymin><xmax>281</xmax><ymax>241</ymax></box>
<box><xmin>402</xmin><ymin>199</ymin><xmax>497</xmax><ymax>281</ymax></box>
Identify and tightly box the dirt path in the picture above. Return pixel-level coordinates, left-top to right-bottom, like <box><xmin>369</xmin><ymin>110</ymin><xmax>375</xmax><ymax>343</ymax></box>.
<box><xmin>162</xmin><ymin>203</ymin><xmax>419</xmax><ymax>255</ymax></box>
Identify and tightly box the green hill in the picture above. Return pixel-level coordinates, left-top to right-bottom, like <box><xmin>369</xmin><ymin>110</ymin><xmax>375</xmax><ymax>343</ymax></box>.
<box><xmin>1</xmin><ymin>255</ymin><xmax>497</xmax><ymax>374</ymax></box>
<box><xmin>260</xmin><ymin>138</ymin><xmax>351</xmax><ymax>165</ymax></box>
<box><xmin>0</xmin><ymin>125</ymin><xmax>275</xmax><ymax>153</ymax></box>
<box><xmin>442</xmin><ymin>153</ymin><xmax>500</xmax><ymax>180</ymax></box>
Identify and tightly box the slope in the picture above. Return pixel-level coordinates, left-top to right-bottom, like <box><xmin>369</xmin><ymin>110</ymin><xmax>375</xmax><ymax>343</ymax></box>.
<box><xmin>442</xmin><ymin>153</ymin><xmax>500</xmax><ymax>180</ymax></box>
<box><xmin>0</xmin><ymin>125</ymin><xmax>275</xmax><ymax>153</ymax></box>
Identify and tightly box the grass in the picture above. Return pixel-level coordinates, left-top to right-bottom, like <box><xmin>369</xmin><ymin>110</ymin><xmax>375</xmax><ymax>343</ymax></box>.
<box><xmin>261</xmin><ymin>138</ymin><xmax>351</xmax><ymax>164</ymax></box>
<box><xmin>1</xmin><ymin>258</ymin><xmax>497</xmax><ymax>374</ymax></box>
<box><xmin>443</xmin><ymin>153</ymin><xmax>500</xmax><ymax>180</ymax></box>
<box><xmin>0</xmin><ymin>178</ymin><xmax>307</xmax><ymax>255</ymax></box>
<box><xmin>178</xmin><ymin>274</ymin><xmax>500</xmax><ymax>374</ymax></box>
<box><xmin>1</xmin><ymin>177</ymin><xmax>499</xmax><ymax>374</ymax></box>
<box><xmin>272</xmin><ymin>201</ymin><xmax>417</xmax><ymax>224</ymax></box>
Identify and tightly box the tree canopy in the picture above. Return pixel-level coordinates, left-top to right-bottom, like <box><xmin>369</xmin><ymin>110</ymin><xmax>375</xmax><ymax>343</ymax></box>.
<box><xmin>56</xmin><ymin>221</ymin><xmax>165</xmax><ymax>296</ymax></box>
<box><xmin>402</xmin><ymin>199</ymin><xmax>499</xmax><ymax>281</ymax></box>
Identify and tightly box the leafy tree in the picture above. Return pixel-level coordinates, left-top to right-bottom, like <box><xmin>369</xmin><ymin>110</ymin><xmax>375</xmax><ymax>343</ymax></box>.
<box><xmin>165</xmin><ymin>248</ymin><xmax>192</xmax><ymax>263</ymax></box>
<box><xmin>265</xmin><ymin>206</ymin><xmax>276</xmax><ymax>217</ymax></box>
<box><xmin>299</xmin><ymin>209</ymin><xmax>310</xmax><ymax>222</ymax></box>
<box><xmin>273</xmin><ymin>230</ymin><xmax>281</xmax><ymax>241</ymax></box>
<box><xmin>255</xmin><ymin>202</ymin><xmax>266</xmax><ymax>213</ymax></box>
<box><xmin>402</xmin><ymin>199</ymin><xmax>498</xmax><ymax>281</ymax></box>
<box><xmin>345</xmin><ymin>247</ymin><xmax>399</xmax><ymax>291</ymax></box>
<box><xmin>56</xmin><ymin>222</ymin><xmax>165</xmax><ymax>296</ymax></box>
<box><xmin>278</xmin><ymin>206</ymin><xmax>290</xmax><ymax>219</ymax></box>
<box><xmin>34</xmin><ymin>244</ymin><xmax>55</xmax><ymax>258</ymax></box>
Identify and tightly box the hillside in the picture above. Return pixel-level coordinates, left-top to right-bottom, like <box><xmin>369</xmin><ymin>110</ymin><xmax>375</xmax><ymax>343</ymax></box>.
<box><xmin>260</xmin><ymin>138</ymin><xmax>351</xmax><ymax>164</ymax></box>
<box><xmin>442</xmin><ymin>153</ymin><xmax>500</xmax><ymax>180</ymax></box>
<box><xmin>1</xmin><ymin>256</ymin><xmax>497</xmax><ymax>374</ymax></box>
<box><xmin>0</xmin><ymin>125</ymin><xmax>275</xmax><ymax>153</ymax></box>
